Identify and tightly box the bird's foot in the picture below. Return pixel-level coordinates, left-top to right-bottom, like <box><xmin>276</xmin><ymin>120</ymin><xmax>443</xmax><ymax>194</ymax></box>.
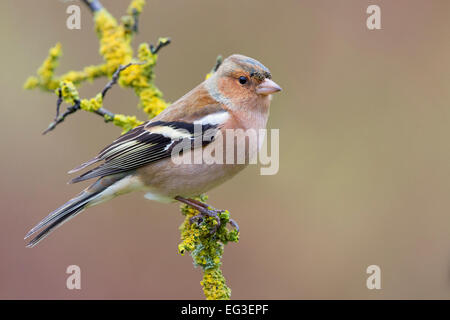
<box><xmin>175</xmin><ymin>196</ymin><xmax>239</xmax><ymax>234</ymax></box>
<box><xmin>228</xmin><ymin>218</ymin><xmax>240</xmax><ymax>233</ymax></box>
<box><xmin>189</xmin><ymin>208</ymin><xmax>222</xmax><ymax>234</ymax></box>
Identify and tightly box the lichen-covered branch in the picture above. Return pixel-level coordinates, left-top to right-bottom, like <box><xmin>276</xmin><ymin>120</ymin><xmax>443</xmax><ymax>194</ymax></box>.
<box><xmin>42</xmin><ymin>63</ymin><xmax>143</xmax><ymax>134</ymax></box>
<box><xmin>178</xmin><ymin>195</ymin><xmax>239</xmax><ymax>300</ymax></box>
<box><xmin>24</xmin><ymin>0</ymin><xmax>168</xmax><ymax>132</ymax></box>
<box><xmin>24</xmin><ymin>0</ymin><xmax>238</xmax><ymax>300</ymax></box>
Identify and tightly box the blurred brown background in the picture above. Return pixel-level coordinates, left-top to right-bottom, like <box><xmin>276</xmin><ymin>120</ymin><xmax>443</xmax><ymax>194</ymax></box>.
<box><xmin>1</xmin><ymin>0</ymin><xmax>450</xmax><ymax>299</ymax></box>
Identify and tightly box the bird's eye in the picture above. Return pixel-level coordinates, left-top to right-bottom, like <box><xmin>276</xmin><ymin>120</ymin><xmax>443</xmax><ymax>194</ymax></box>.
<box><xmin>238</xmin><ymin>76</ymin><xmax>248</xmax><ymax>85</ymax></box>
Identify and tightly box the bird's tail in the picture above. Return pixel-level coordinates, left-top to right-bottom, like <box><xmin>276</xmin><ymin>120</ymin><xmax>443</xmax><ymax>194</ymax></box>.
<box><xmin>24</xmin><ymin>173</ymin><xmax>129</xmax><ymax>248</ymax></box>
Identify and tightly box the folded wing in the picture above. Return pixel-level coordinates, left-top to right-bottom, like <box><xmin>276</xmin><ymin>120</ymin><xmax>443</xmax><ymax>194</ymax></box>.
<box><xmin>69</xmin><ymin>120</ymin><xmax>219</xmax><ymax>183</ymax></box>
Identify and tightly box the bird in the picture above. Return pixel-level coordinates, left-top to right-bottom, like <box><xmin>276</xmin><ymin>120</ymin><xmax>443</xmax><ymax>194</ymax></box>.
<box><xmin>24</xmin><ymin>54</ymin><xmax>282</xmax><ymax>248</ymax></box>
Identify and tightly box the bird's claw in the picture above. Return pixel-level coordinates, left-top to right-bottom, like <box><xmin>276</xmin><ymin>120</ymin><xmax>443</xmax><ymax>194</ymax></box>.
<box><xmin>209</xmin><ymin>208</ymin><xmax>239</xmax><ymax>233</ymax></box>
<box><xmin>189</xmin><ymin>208</ymin><xmax>239</xmax><ymax>234</ymax></box>
<box><xmin>228</xmin><ymin>218</ymin><xmax>240</xmax><ymax>233</ymax></box>
<box><xmin>189</xmin><ymin>208</ymin><xmax>221</xmax><ymax>234</ymax></box>
<box><xmin>189</xmin><ymin>214</ymin><xmax>204</xmax><ymax>225</ymax></box>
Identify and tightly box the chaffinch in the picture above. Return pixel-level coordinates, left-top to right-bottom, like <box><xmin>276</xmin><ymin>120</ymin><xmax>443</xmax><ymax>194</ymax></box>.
<box><xmin>25</xmin><ymin>54</ymin><xmax>282</xmax><ymax>247</ymax></box>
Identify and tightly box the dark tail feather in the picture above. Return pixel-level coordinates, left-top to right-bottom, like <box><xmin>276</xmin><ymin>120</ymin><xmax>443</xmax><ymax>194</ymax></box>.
<box><xmin>24</xmin><ymin>191</ymin><xmax>96</xmax><ymax>248</ymax></box>
<box><xmin>25</xmin><ymin>204</ymin><xmax>87</xmax><ymax>248</ymax></box>
<box><xmin>25</xmin><ymin>173</ymin><xmax>128</xmax><ymax>248</ymax></box>
<box><xmin>68</xmin><ymin>167</ymin><xmax>108</xmax><ymax>184</ymax></box>
<box><xmin>67</xmin><ymin>156</ymin><xmax>100</xmax><ymax>174</ymax></box>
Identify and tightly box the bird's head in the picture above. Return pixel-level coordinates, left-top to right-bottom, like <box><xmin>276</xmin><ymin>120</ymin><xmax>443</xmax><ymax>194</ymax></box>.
<box><xmin>206</xmin><ymin>54</ymin><xmax>282</xmax><ymax>109</ymax></box>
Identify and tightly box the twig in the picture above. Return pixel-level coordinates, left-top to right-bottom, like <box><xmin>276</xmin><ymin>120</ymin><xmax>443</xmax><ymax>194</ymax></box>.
<box><xmin>54</xmin><ymin>88</ymin><xmax>63</xmax><ymax>120</ymax></box>
<box><xmin>94</xmin><ymin>107</ymin><xmax>115</xmax><ymax>120</ymax></box>
<box><xmin>101</xmin><ymin>63</ymin><xmax>134</xmax><ymax>98</ymax></box>
<box><xmin>95</xmin><ymin>63</ymin><xmax>145</xmax><ymax>121</ymax></box>
<box><xmin>81</xmin><ymin>0</ymin><xmax>103</xmax><ymax>12</ymax></box>
<box><xmin>43</xmin><ymin>99</ymin><xmax>81</xmax><ymax>135</ymax></box>
<box><xmin>150</xmin><ymin>38</ymin><xmax>171</xmax><ymax>54</ymax></box>
<box><xmin>132</xmin><ymin>8</ymin><xmax>139</xmax><ymax>33</ymax></box>
<box><xmin>44</xmin><ymin>63</ymin><xmax>140</xmax><ymax>134</ymax></box>
<box><xmin>212</xmin><ymin>55</ymin><xmax>223</xmax><ymax>73</ymax></box>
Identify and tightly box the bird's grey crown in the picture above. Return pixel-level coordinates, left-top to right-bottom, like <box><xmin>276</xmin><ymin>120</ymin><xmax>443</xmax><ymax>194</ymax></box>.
<box><xmin>223</xmin><ymin>54</ymin><xmax>272</xmax><ymax>80</ymax></box>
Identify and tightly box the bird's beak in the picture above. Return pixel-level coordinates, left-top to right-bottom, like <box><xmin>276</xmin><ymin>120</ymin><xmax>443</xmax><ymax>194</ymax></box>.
<box><xmin>256</xmin><ymin>79</ymin><xmax>282</xmax><ymax>95</ymax></box>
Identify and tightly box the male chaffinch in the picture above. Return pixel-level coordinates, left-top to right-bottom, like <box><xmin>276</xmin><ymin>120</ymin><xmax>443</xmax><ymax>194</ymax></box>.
<box><xmin>25</xmin><ymin>54</ymin><xmax>282</xmax><ymax>247</ymax></box>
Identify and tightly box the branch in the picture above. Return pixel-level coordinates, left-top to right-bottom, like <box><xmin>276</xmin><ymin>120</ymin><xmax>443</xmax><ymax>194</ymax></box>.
<box><xmin>212</xmin><ymin>55</ymin><xmax>223</xmax><ymax>73</ymax></box>
<box><xmin>178</xmin><ymin>195</ymin><xmax>239</xmax><ymax>300</ymax></box>
<box><xmin>81</xmin><ymin>0</ymin><xmax>103</xmax><ymax>13</ymax></box>
<box><xmin>131</xmin><ymin>8</ymin><xmax>139</xmax><ymax>33</ymax></box>
<box><xmin>43</xmin><ymin>97</ymin><xmax>80</xmax><ymax>135</ymax></box>
<box><xmin>101</xmin><ymin>62</ymin><xmax>134</xmax><ymax>97</ymax></box>
<box><xmin>150</xmin><ymin>38</ymin><xmax>171</xmax><ymax>54</ymax></box>
<box><xmin>43</xmin><ymin>63</ymin><xmax>140</xmax><ymax>135</ymax></box>
<box><xmin>205</xmin><ymin>55</ymin><xmax>223</xmax><ymax>80</ymax></box>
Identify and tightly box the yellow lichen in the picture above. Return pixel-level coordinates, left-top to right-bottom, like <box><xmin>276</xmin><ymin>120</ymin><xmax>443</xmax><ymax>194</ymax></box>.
<box><xmin>178</xmin><ymin>195</ymin><xmax>239</xmax><ymax>300</ymax></box>
<box><xmin>59</xmin><ymin>81</ymin><xmax>79</xmax><ymax>105</ymax></box>
<box><xmin>138</xmin><ymin>86</ymin><xmax>167</xmax><ymax>117</ymax></box>
<box><xmin>94</xmin><ymin>9</ymin><xmax>133</xmax><ymax>75</ymax></box>
<box><xmin>24</xmin><ymin>2</ymin><xmax>168</xmax><ymax>132</ymax></box>
<box><xmin>23</xmin><ymin>76</ymin><xmax>39</xmax><ymax>90</ymax></box>
<box><xmin>80</xmin><ymin>94</ymin><xmax>103</xmax><ymax>112</ymax></box>
<box><xmin>127</xmin><ymin>0</ymin><xmax>146</xmax><ymax>14</ymax></box>
<box><xmin>201</xmin><ymin>269</ymin><xmax>231</xmax><ymax>300</ymax></box>
<box><xmin>112</xmin><ymin>114</ymin><xmax>144</xmax><ymax>134</ymax></box>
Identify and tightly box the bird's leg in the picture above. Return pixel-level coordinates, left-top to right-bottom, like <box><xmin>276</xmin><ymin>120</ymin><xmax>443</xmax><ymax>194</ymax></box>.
<box><xmin>175</xmin><ymin>196</ymin><xmax>239</xmax><ymax>233</ymax></box>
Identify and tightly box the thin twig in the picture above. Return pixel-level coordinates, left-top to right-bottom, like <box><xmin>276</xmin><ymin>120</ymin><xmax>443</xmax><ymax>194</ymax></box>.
<box><xmin>94</xmin><ymin>107</ymin><xmax>115</xmax><ymax>120</ymax></box>
<box><xmin>43</xmin><ymin>100</ymin><xmax>81</xmax><ymax>135</ymax></box>
<box><xmin>101</xmin><ymin>63</ymin><xmax>134</xmax><ymax>98</ymax></box>
<box><xmin>97</xmin><ymin>62</ymin><xmax>144</xmax><ymax>120</ymax></box>
<box><xmin>132</xmin><ymin>8</ymin><xmax>139</xmax><ymax>33</ymax></box>
<box><xmin>212</xmin><ymin>55</ymin><xmax>223</xmax><ymax>73</ymax></box>
<box><xmin>43</xmin><ymin>63</ymin><xmax>141</xmax><ymax>134</ymax></box>
<box><xmin>81</xmin><ymin>0</ymin><xmax>103</xmax><ymax>12</ymax></box>
<box><xmin>150</xmin><ymin>38</ymin><xmax>171</xmax><ymax>54</ymax></box>
<box><xmin>54</xmin><ymin>88</ymin><xmax>63</xmax><ymax>120</ymax></box>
